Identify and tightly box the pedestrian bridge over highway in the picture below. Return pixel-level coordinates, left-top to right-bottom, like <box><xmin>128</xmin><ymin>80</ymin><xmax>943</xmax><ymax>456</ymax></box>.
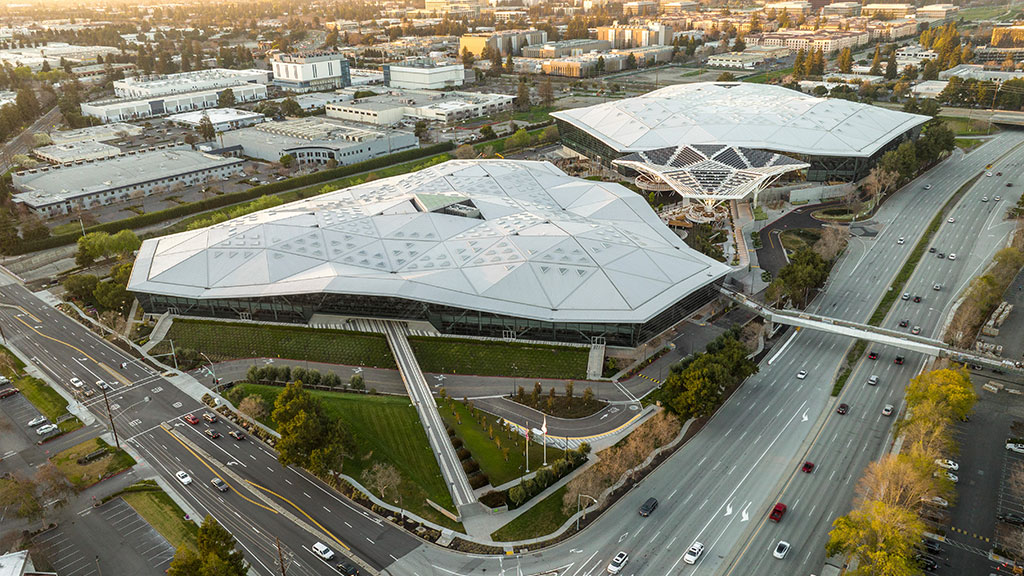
<box><xmin>719</xmin><ymin>287</ymin><xmax>1022</xmax><ymax>374</ymax></box>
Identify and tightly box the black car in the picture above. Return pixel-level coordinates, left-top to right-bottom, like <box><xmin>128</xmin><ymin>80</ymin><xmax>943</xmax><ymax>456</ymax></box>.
<box><xmin>639</xmin><ymin>497</ymin><xmax>659</xmax><ymax>517</ymax></box>
<box><xmin>915</xmin><ymin>555</ymin><xmax>938</xmax><ymax>571</ymax></box>
<box><xmin>337</xmin><ymin>561</ymin><xmax>360</xmax><ymax>576</ymax></box>
<box><xmin>999</xmin><ymin>513</ymin><xmax>1024</xmax><ymax>526</ymax></box>
<box><xmin>899</xmin><ymin>319</ymin><xmax>910</xmax><ymax>328</ymax></box>
<box><xmin>895</xmin><ymin>356</ymin><xmax>905</xmax><ymax>365</ymax></box>
<box><xmin>204</xmin><ymin>429</ymin><xmax>221</xmax><ymax>439</ymax></box>
<box><xmin>913</xmin><ymin>296</ymin><xmax>922</xmax><ymax>303</ymax></box>
<box><xmin>928</xmin><ymin>247</ymin><xmax>936</xmax><ymax>253</ymax></box>
<box><xmin>921</xmin><ymin>539</ymin><xmax>942</xmax><ymax>555</ymax></box>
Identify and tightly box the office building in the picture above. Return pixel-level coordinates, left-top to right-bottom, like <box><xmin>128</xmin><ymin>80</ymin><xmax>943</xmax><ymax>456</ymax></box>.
<box><xmin>271</xmin><ymin>51</ymin><xmax>352</xmax><ymax>92</ymax></box>
<box><xmin>216</xmin><ymin>117</ymin><xmax>417</xmax><ymax>165</ymax></box>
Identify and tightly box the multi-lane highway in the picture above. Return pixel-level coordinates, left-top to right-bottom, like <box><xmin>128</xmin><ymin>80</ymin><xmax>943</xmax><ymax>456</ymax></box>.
<box><xmin>1</xmin><ymin>131</ymin><xmax>1022</xmax><ymax>576</ymax></box>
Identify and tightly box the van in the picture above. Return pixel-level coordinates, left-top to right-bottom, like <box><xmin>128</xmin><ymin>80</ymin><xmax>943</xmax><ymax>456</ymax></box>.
<box><xmin>868</xmin><ymin>375</ymin><xmax>879</xmax><ymax>386</ymax></box>
<box><xmin>312</xmin><ymin>542</ymin><xmax>334</xmax><ymax>561</ymax></box>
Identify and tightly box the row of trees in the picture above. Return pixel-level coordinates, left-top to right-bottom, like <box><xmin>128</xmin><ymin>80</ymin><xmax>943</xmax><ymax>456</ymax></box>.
<box><xmin>946</xmin><ymin>237</ymin><xmax>1024</xmax><ymax>348</ymax></box>
<box><xmin>660</xmin><ymin>328</ymin><xmax>758</xmax><ymax>419</ymax></box>
<box><xmin>62</xmin><ymin>261</ymin><xmax>134</xmax><ymax>313</ymax></box>
<box><xmin>243</xmin><ymin>364</ymin><xmax>365</xmax><ymax>391</ymax></box>
<box><xmin>75</xmin><ymin>229</ymin><xmax>142</xmax><ymax>266</ymax></box>
<box><xmin>827</xmin><ymin>367</ymin><xmax>976</xmax><ymax>575</ymax></box>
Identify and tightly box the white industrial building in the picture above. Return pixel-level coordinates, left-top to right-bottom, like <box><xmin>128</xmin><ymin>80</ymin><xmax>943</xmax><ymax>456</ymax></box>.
<box><xmin>167</xmin><ymin>108</ymin><xmax>266</xmax><ymax>132</ymax></box>
<box><xmin>32</xmin><ymin>140</ymin><xmax>122</xmax><ymax>164</ymax></box>
<box><xmin>384</xmin><ymin>59</ymin><xmax>464</xmax><ymax>90</ymax></box>
<box><xmin>48</xmin><ymin>123</ymin><xmax>143</xmax><ymax>145</ymax></box>
<box><xmin>113</xmin><ymin>69</ymin><xmax>272</xmax><ymax>99</ymax></box>
<box><xmin>326</xmin><ymin>89</ymin><xmax>513</xmax><ymax>125</ymax></box>
<box><xmin>216</xmin><ymin>117</ymin><xmax>418</xmax><ymax>165</ymax></box>
<box><xmin>127</xmin><ymin>159</ymin><xmax>730</xmax><ymax>346</ymax></box>
<box><xmin>81</xmin><ymin>83</ymin><xmax>268</xmax><ymax>123</ymax></box>
<box><xmin>271</xmin><ymin>51</ymin><xmax>352</xmax><ymax>92</ymax></box>
<box><xmin>12</xmin><ymin>146</ymin><xmax>244</xmax><ymax>217</ymax></box>
<box><xmin>0</xmin><ymin>42</ymin><xmax>120</xmax><ymax>70</ymax></box>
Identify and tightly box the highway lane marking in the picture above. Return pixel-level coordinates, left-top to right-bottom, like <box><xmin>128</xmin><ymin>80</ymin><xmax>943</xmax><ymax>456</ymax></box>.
<box><xmin>161</xmin><ymin>427</ymin><xmax>277</xmax><ymax>514</ymax></box>
<box><xmin>303</xmin><ymin>492</ymin><xmax>311</xmax><ymax>499</ymax></box>
<box><xmin>668</xmin><ymin>488</ymin><xmax>678</xmax><ymax>500</ymax></box>
<box><xmin>667</xmin><ymin>536</ymin><xmax>677</xmax><ymax>550</ymax></box>
<box><xmin>245</xmin><ymin>480</ymin><xmax>352</xmax><ymax>552</ymax></box>
<box><xmin>648</xmin><ymin>530</ymin><xmax>661</xmax><ymax>544</ymax></box>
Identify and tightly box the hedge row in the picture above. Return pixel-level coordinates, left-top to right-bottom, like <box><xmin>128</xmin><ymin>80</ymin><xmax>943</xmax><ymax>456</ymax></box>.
<box><xmin>6</xmin><ymin>142</ymin><xmax>455</xmax><ymax>255</ymax></box>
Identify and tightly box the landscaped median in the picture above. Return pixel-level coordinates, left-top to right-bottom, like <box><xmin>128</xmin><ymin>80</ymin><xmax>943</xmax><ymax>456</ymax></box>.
<box><xmin>409</xmin><ymin>336</ymin><xmax>589</xmax><ymax>379</ymax></box>
<box><xmin>52</xmin><ymin>437</ymin><xmax>136</xmax><ymax>491</ymax></box>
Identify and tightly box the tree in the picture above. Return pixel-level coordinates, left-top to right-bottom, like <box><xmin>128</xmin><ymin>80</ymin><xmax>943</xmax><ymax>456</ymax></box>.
<box><xmin>516</xmin><ymin>81</ymin><xmax>531</xmax><ymax>111</ymax></box>
<box><xmin>625</xmin><ymin>53</ymin><xmax>637</xmax><ymax>70</ymax></box>
<box><xmin>905</xmin><ymin>367</ymin><xmax>976</xmax><ymax>422</ymax></box>
<box><xmin>732</xmin><ymin>36</ymin><xmax>746</xmax><ymax>52</ymax></box>
<box><xmin>168</xmin><ymin>515</ymin><xmax>248</xmax><ymax>576</ymax></box>
<box><xmin>792</xmin><ymin>49</ymin><xmax>806</xmax><ymax>80</ymax></box>
<box><xmin>414</xmin><ymin>120</ymin><xmax>428</xmax><ymax>140</ymax></box>
<box><xmin>885</xmin><ymin>50</ymin><xmax>898</xmax><ymax>80</ymax></box>
<box><xmin>480</xmin><ymin>124</ymin><xmax>496</xmax><ymax>140</ymax></box>
<box><xmin>360</xmin><ymin>462</ymin><xmax>402</xmax><ymax>501</ymax></box>
<box><xmin>272</xmin><ymin>382</ymin><xmax>329</xmax><ymax>467</ymax></box>
<box><xmin>541</xmin><ymin>124</ymin><xmax>559</xmax><ymax>143</ymax></box>
<box><xmin>461</xmin><ymin>46</ymin><xmax>475</xmax><ymax>67</ymax></box>
<box><xmin>197</xmin><ymin>113</ymin><xmax>216</xmax><ymax>141</ymax></box>
<box><xmin>869</xmin><ymin>46</ymin><xmax>882</xmax><ymax>76</ymax></box>
<box><xmin>280</xmin><ymin>97</ymin><xmax>302</xmax><ymax>117</ymax></box>
<box><xmin>813</xmin><ymin>225</ymin><xmax>849</xmax><ymax>262</ymax></box>
<box><xmin>217</xmin><ymin>89</ymin><xmax>236</xmax><ymax>108</ymax></box>
<box><xmin>93</xmin><ymin>279</ymin><xmax>129</xmax><ymax>312</ymax></box>
<box><xmin>506</xmin><ymin>128</ymin><xmax>533</xmax><ymax>150</ymax></box>
<box><xmin>506</xmin><ymin>53</ymin><xmax>514</xmax><ymax>73</ymax></box>
<box><xmin>238</xmin><ymin>395</ymin><xmax>268</xmax><ymax>421</ymax></box>
<box><xmin>454</xmin><ymin>144</ymin><xmax>476</xmax><ymax>159</ymax></box>
<box><xmin>827</xmin><ymin>500</ymin><xmax>924</xmax><ymax>576</ymax></box>
<box><xmin>350</xmin><ymin>373</ymin><xmax>365</xmax><ymax>390</ymax></box>
<box><xmin>63</xmin><ymin>274</ymin><xmax>99</xmax><ymax>301</ymax></box>
<box><xmin>108</xmin><ymin>229</ymin><xmax>141</xmax><ymax>256</ymax></box>
<box><xmin>582</xmin><ymin>387</ymin><xmax>594</xmax><ymax>405</ymax></box>
<box><xmin>777</xmin><ymin>247</ymin><xmax>829</xmax><ymax>307</ymax></box>
<box><xmin>838</xmin><ymin>47</ymin><xmax>853</xmax><ymax>73</ymax></box>
<box><xmin>0</xmin><ymin>473</ymin><xmax>41</xmax><ymax>521</ymax></box>
<box><xmin>279</xmin><ymin>154</ymin><xmax>294</xmax><ymax>168</ymax></box>
<box><xmin>538</xmin><ymin>77</ymin><xmax>554</xmax><ymax>107</ymax></box>
<box><xmin>596</xmin><ymin>55</ymin><xmax>605</xmax><ymax>74</ymax></box>
<box><xmin>855</xmin><ymin>454</ymin><xmax>934</xmax><ymax>511</ymax></box>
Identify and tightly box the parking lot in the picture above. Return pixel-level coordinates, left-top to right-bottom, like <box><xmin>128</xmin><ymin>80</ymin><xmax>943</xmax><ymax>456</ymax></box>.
<box><xmin>97</xmin><ymin>497</ymin><xmax>177</xmax><ymax>571</ymax></box>
<box><xmin>33</xmin><ymin>527</ymin><xmax>98</xmax><ymax>576</ymax></box>
<box><xmin>0</xmin><ymin>390</ymin><xmax>53</xmax><ymax>452</ymax></box>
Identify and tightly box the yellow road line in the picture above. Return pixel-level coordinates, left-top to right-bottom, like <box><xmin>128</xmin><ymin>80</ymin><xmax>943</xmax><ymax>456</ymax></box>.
<box><xmin>246</xmin><ymin>480</ymin><xmax>351</xmax><ymax>551</ymax></box>
<box><xmin>11</xmin><ymin>314</ymin><xmax>131</xmax><ymax>387</ymax></box>
<box><xmin>162</xmin><ymin>427</ymin><xmax>278</xmax><ymax>514</ymax></box>
<box><xmin>1</xmin><ymin>303</ymin><xmax>42</xmax><ymax>324</ymax></box>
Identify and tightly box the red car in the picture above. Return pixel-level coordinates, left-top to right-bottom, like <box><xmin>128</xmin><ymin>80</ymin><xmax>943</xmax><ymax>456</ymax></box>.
<box><xmin>895</xmin><ymin>356</ymin><xmax>905</xmax><ymax>365</ymax></box>
<box><xmin>837</xmin><ymin>403</ymin><xmax>849</xmax><ymax>415</ymax></box>
<box><xmin>0</xmin><ymin>388</ymin><xmax>19</xmax><ymax>399</ymax></box>
<box><xmin>184</xmin><ymin>414</ymin><xmax>199</xmax><ymax>425</ymax></box>
<box><xmin>769</xmin><ymin>503</ymin><xmax>787</xmax><ymax>522</ymax></box>
<box><xmin>801</xmin><ymin>461</ymin><xmax>815</xmax><ymax>473</ymax></box>
<box><xmin>868</xmin><ymin>352</ymin><xmax>878</xmax><ymax>360</ymax></box>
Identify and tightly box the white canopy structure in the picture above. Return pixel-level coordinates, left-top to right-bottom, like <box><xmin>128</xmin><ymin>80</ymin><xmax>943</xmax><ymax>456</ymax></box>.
<box><xmin>613</xmin><ymin>145</ymin><xmax>809</xmax><ymax>222</ymax></box>
<box><xmin>129</xmin><ymin>160</ymin><xmax>730</xmax><ymax>326</ymax></box>
<box><xmin>552</xmin><ymin>82</ymin><xmax>930</xmax><ymax>159</ymax></box>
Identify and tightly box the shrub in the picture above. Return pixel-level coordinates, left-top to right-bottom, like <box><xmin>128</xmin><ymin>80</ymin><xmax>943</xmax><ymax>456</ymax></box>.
<box><xmin>451</xmin><ymin>437</ymin><xmax>464</xmax><ymax>449</ymax></box>
<box><xmin>462</xmin><ymin>459</ymin><xmax>480</xmax><ymax>474</ymax></box>
<box><xmin>456</xmin><ymin>447</ymin><xmax>471</xmax><ymax>460</ymax></box>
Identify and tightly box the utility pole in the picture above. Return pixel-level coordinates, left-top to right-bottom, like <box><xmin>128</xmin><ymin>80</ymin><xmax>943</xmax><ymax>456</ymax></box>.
<box><xmin>100</xmin><ymin>384</ymin><xmax>120</xmax><ymax>449</ymax></box>
<box><xmin>276</xmin><ymin>537</ymin><xmax>288</xmax><ymax>576</ymax></box>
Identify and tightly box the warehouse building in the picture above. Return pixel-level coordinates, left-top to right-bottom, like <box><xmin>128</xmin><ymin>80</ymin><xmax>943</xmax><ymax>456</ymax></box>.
<box><xmin>217</xmin><ymin>117</ymin><xmax>417</xmax><ymax>165</ymax></box>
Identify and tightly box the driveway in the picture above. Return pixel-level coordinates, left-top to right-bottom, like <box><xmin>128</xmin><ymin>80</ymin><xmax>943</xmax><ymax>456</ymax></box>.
<box><xmin>755</xmin><ymin>202</ymin><xmax>837</xmax><ymax>276</ymax></box>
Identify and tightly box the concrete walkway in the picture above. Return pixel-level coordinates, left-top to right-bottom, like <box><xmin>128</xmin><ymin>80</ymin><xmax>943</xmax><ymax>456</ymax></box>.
<box><xmin>381</xmin><ymin>320</ymin><xmax>477</xmax><ymax>511</ymax></box>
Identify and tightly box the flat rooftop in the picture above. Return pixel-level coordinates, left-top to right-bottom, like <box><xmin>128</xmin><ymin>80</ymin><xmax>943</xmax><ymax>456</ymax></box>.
<box><xmin>34</xmin><ymin>140</ymin><xmax>121</xmax><ymax>162</ymax></box>
<box><xmin>13</xmin><ymin>147</ymin><xmax>242</xmax><ymax>207</ymax></box>
<box><xmin>167</xmin><ymin>108</ymin><xmax>266</xmax><ymax>125</ymax></box>
<box><xmin>49</xmin><ymin>122</ymin><xmax>142</xmax><ymax>144</ymax></box>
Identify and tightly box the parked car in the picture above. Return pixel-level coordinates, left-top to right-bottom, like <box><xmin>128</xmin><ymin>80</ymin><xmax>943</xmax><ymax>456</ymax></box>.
<box><xmin>0</xmin><ymin>388</ymin><xmax>19</xmax><ymax>399</ymax></box>
<box><xmin>935</xmin><ymin>459</ymin><xmax>959</xmax><ymax>471</ymax></box>
<box><xmin>999</xmin><ymin>513</ymin><xmax>1024</xmax><ymax>526</ymax></box>
<box><xmin>36</xmin><ymin>423</ymin><xmax>58</xmax><ymax>436</ymax></box>
<box><xmin>921</xmin><ymin>496</ymin><xmax>948</xmax><ymax>508</ymax></box>
<box><xmin>28</xmin><ymin>415</ymin><xmax>47</xmax><ymax>427</ymax></box>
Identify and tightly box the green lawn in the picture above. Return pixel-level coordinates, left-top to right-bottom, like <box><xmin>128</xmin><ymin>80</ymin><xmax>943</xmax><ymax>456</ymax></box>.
<box><xmin>779</xmin><ymin>228</ymin><xmax>822</xmax><ymax>254</ymax></box>
<box><xmin>437</xmin><ymin>398</ymin><xmax>563</xmax><ymax>487</ymax></box>
<box><xmin>122</xmin><ymin>488</ymin><xmax>199</xmax><ymax>551</ymax></box>
<box><xmin>52</xmin><ymin>438</ymin><xmax>136</xmax><ymax>491</ymax></box>
<box><xmin>955</xmin><ymin>138</ymin><xmax>984</xmax><ymax>151</ymax></box>
<box><xmin>15</xmin><ymin>376</ymin><xmax>83</xmax><ymax>433</ymax></box>
<box><xmin>744</xmin><ymin>67</ymin><xmax>793</xmax><ymax>84</ymax></box>
<box><xmin>150</xmin><ymin>319</ymin><xmax>395</xmax><ymax>368</ymax></box>
<box><xmin>513</xmin><ymin>105</ymin><xmax>556</xmax><ymax>124</ymax></box>
<box><xmin>228</xmin><ymin>383</ymin><xmax>460</xmax><ymax>530</ymax></box>
<box><xmin>942</xmin><ymin>116</ymin><xmax>997</xmax><ymax>137</ymax></box>
<box><xmin>491</xmin><ymin>485</ymin><xmax>570</xmax><ymax>542</ymax></box>
<box><xmin>409</xmin><ymin>336</ymin><xmax>589</xmax><ymax>379</ymax></box>
<box><xmin>959</xmin><ymin>3</ymin><xmax>1020</xmax><ymax>20</ymax></box>
<box><xmin>0</xmin><ymin>344</ymin><xmax>27</xmax><ymax>377</ymax></box>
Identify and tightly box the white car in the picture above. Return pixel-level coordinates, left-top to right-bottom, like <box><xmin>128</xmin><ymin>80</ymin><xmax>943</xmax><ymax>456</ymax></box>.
<box><xmin>947</xmin><ymin>217</ymin><xmax>955</xmax><ymax>223</ymax></box>
<box><xmin>312</xmin><ymin>542</ymin><xmax>335</xmax><ymax>561</ymax></box>
<box><xmin>921</xmin><ymin>496</ymin><xmax>949</xmax><ymax>508</ymax></box>
<box><xmin>982</xmin><ymin>196</ymin><xmax>989</xmax><ymax>202</ymax></box>
<box><xmin>28</xmin><ymin>415</ymin><xmax>48</xmax><ymax>427</ymax></box>
<box><xmin>995</xmin><ymin>195</ymin><xmax>1002</xmax><ymax>201</ymax></box>
<box><xmin>897</xmin><ymin>236</ymin><xmax>905</xmax><ymax>245</ymax></box>
<box><xmin>683</xmin><ymin>542</ymin><xmax>704</xmax><ymax>565</ymax></box>
<box><xmin>796</xmin><ymin>370</ymin><xmax>807</xmax><ymax>380</ymax></box>
<box><xmin>176</xmin><ymin>471</ymin><xmax>193</xmax><ymax>485</ymax></box>
<box><xmin>70</xmin><ymin>377</ymin><xmax>84</xmax><ymax>388</ymax></box>
<box><xmin>935</xmin><ymin>458</ymin><xmax>959</xmax><ymax>471</ymax></box>
<box><xmin>607</xmin><ymin>551</ymin><xmax>629</xmax><ymax>574</ymax></box>
<box><xmin>924</xmin><ymin>184</ymin><xmax>933</xmax><ymax>190</ymax></box>
<box><xmin>948</xmin><ymin>253</ymin><xmax>956</xmax><ymax>261</ymax></box>
<box><xmin>934</xmin><ymin>471</ymin><xmax>958</xmax><ymax>483</ymax></box>
<box><xmin>773</xmin><ymin>541</ymin><xmax>790</xmax><ymax>559</ymax></box>
<box><xmin>36</xmin><ymin>423</ymin><xmax>58</xmax><ymax>435</ymax></box>
<box><xmin>986</xmin><ymin>171</ymin><xmax>993</xmax><ymax>177</ymax></box>
<box><xmin>96</xmin><ymin>380</ymin><xmax>110</xmax><ymax>390</ymax></box>
<box><xmin>882</xmin><ymin>404</ymin><xmax>894</xmax><ymax>417</ymax></box>
<box><xmin>1009</xmin><ymin>443</ymin><xmax>1024</xmax><ymax>454</ymax></box>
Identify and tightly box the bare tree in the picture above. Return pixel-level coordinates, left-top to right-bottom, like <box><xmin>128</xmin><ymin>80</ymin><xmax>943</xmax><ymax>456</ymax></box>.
<box><xmin>813</xmin><ymin>225</ymin><xmax>849</xmax><ymax>262</ymax></box>
<box><xmin>453</xmin><ymin>144</ymin><xmax>476</xmax><ymax>159</ymax></box>
<box><xmin>238</xmin><ymin>395</ymin><xmax>268</xmax><ymax>421</ymax></box>
<box><xmin>35</xmin><ymin>462</ymin><xmax>73</xmax><ymax>525</ymax></box>
<box><xmin>360</xmin><ymin>462</ymin><xmax>402</xmax><ymax>501</ymax></box>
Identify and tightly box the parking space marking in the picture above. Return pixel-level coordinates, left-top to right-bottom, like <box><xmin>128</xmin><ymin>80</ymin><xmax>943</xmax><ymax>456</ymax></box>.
<box><xmin>98</xmin><ymin>498</ymin><xmax>176</xmax><ymax>569</ymax></box>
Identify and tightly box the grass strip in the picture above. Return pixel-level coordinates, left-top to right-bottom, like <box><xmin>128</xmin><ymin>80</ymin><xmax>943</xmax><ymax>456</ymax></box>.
<box><xmin>122</xmin><ymin>488</ymin><xmax>199</xmax><ymax>551</ymax></box>
<box><xmin>491</xmin><ymin>485</ymin><xmax>569</xmax><ymax>542</ymax></box>
<box><xmin>52</xmin><ymin>437</ymin><xmax>136</xmax><ymax>491</ymax></box>
<box><xmin>868</xmin><ymin>173</ymin><xmax>981</xmax><ymax>327</ymax></box>
<box><xmin>409</xmin><ymin>336</ymin><xmax>589</xmax><ymax>379</ymax></box>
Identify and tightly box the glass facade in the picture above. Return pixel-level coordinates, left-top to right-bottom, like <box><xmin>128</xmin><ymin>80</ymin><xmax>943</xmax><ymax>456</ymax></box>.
<box><xmin>135</xmin><ymin>281</ymin><xmax>722</xmax><ymax>347</ymax></box>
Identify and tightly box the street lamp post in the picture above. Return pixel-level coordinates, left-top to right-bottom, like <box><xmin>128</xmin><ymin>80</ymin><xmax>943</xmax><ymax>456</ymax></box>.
<box><xmin>199</xmin><ymin>352</ymin><xmax>217</xmax><ymax>388</ymax></box>
<box><xmin>511</xmin><ymin>362</ymin><xmax>517</xmax><ymax>398</ymax></box>
<box><xmin>577</xmin><ymin>493</ymin><xmax>598</xmax><ymax>531</ymax></box>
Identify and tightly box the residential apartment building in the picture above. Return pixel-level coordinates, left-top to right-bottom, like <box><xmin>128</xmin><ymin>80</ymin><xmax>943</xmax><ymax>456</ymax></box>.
<box><xmin>596</xmin><ymin>23</ymin><xmax>672</xmax><ymax>49</ymax></box>
<box><xmin>271</xmin><ymin>51</ymin><xmax>352</xmax><ymax>92</ymax></box>
<box><xmin>459</xmin><ymin>29</ymin><xmax>547</xmax><ymax>57</ymax></box>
